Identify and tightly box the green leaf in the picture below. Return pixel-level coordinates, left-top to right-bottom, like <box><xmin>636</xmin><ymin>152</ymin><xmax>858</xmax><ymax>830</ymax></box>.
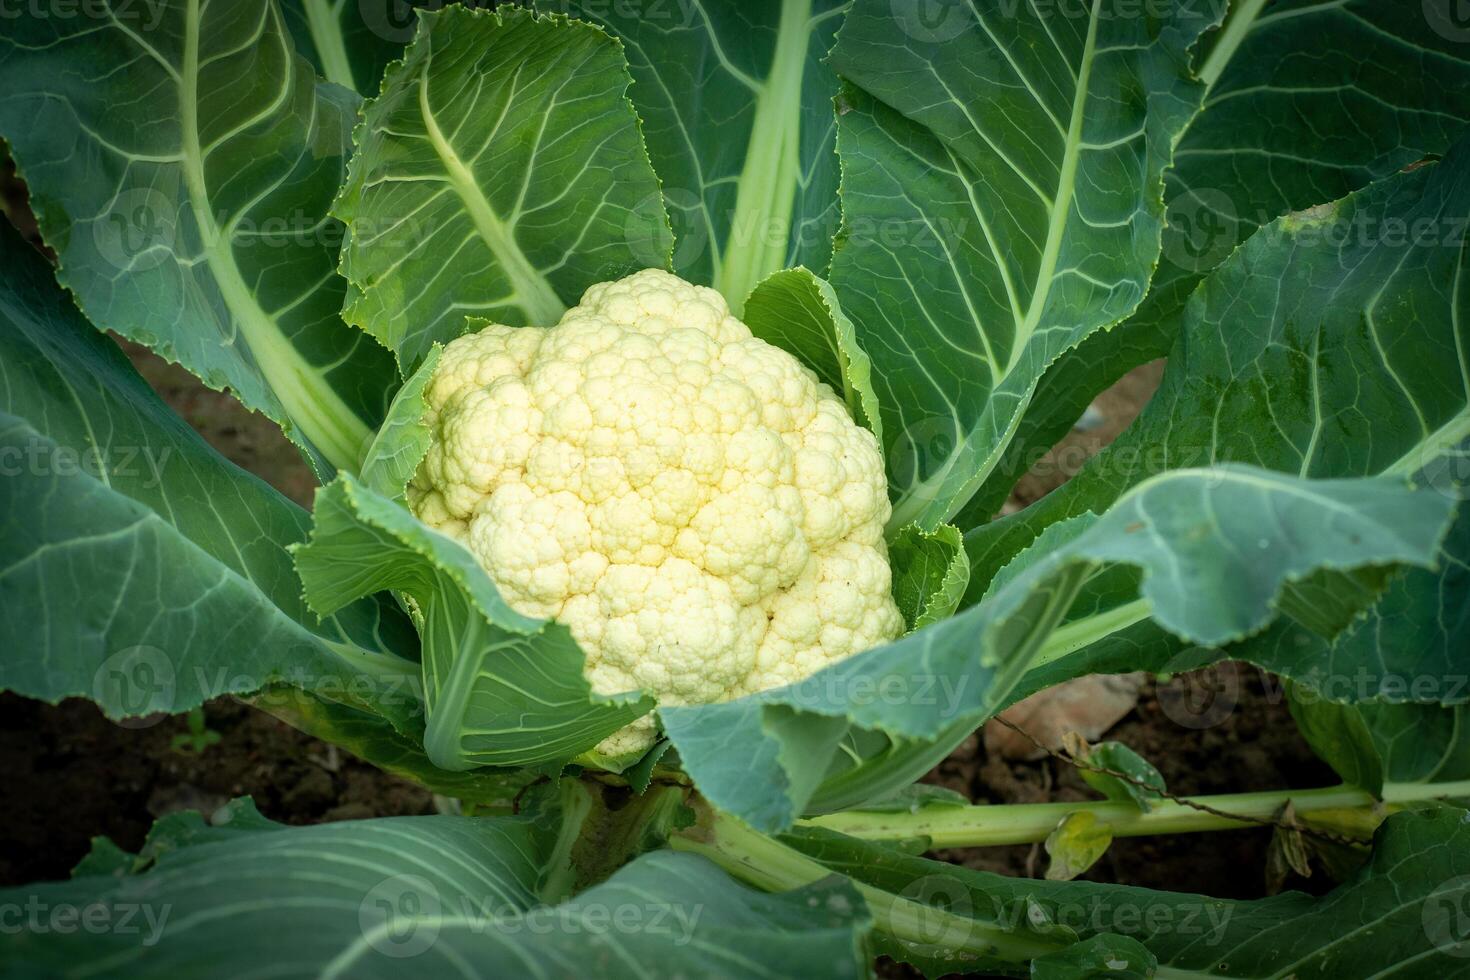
<box><xmin>982</xmin><ymin>0</ymin><xmax>1470</xmax><ymax>527</ymax></box>
<box><xmin>828</xmin><ymin>0</ymin><xmax>1218</xmax><ymax>532</ymax></box>
<box><xmin>294</xmin><ymin>473</ymin><xmax>653</xmax><ymax>770</ymax></box>
<box><xmin>1044</xmin><ymin>811</ymin><xmax>1113</xmax><ymax>882</ymax></box>
<box><xmin>543</xmin><ymin>0</ymin><xmax>846</xmax><ymax>311</ymax></box>
<box><xmin>1289</xmin><ymin>684</ymin><xmax>1388</xmax><ymax>795</ymax></box>
<box><xmin>0</xmin><ymin>222</ymin><xmax>419</xmax><ymax>729</ymax></box>
<box><xmin>1030</xmin><ymin>934</ymin><xmax>1156</xmax><ymax>980</ymax></box>
<box><xmin>358</xmin><ymin>345</ymin><xmax>441</xmax><ymax>503</ymax></box>
<box><xmin>1245</xmin><ymin>499</ymin><xmax>1470</xmax><ymax>705</ymax></box>
<box><xmin>1163</xmin><ymin>0</ymin><xmax>1470</xmax><ymax>312</ymax></box>
<box><xmin>1074</xmin><ymin>741</ymin><xmax>1166</xmax><ymax>813</ymax></box>
<box><xmin>963</xmin><ymin>139</ymin><xmax>1470</xmax><ymax>702</ymax></box>
<box><xmin>662</xmin><ymin>467</ymin><xmax>1454</xmax><ymax>831</ymax></box>
<box><xmin>888</xmin><ymin>523</ymin><xmax>970</xmax><ymax>632</ymax></box>
<box><xmin>784</xmin><ymin>806</ymin><xmax>1470</xmax><ymax>976</ymax></box>
<box><xmin>279</xmin><ymin>0</ymin><xmax>407</xmax><ymax>93</ymax></box>
<box><xmin>336</xmin><ymin>5</ymin><xmax>672</xmax><ymax>370</ymax></box>
<box><xmin>743</xmin><ymin>266</ymin><xmax>883</xmax><ymax>442</ymax></box>
<box><xmin>1289</xmin><ymin>697</ymin><xmax>1470</xmax><ymax>802</ymax></box>
<box><xmin>0</xmin><ymin>0</ymin><xmax>399</xmax><ymax>473</ymax></box>
<box><xmin>3</xmin><ymin>798</ymin><xmax>872</xmax><ymax>977</ymax></box>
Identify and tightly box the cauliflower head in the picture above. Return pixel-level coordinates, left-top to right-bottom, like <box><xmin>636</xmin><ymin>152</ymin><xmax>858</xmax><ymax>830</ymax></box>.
<box><xmin>408</xmin><ymin>269</ymin><xmax>904</xmax><ymax>757</ymax></box>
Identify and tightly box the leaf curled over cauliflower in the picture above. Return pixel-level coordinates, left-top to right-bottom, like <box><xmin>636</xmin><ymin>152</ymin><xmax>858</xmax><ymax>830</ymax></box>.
<box><xmin>409</xmin><ymin>270</ymin><xmax>904</xmax><ymax>755</ymax></box>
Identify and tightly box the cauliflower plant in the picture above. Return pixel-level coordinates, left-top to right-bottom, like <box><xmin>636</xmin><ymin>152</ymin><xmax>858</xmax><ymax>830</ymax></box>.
<box><xmin>409</xmin><ymin>269</ymin><xmax>904</xmax><ymax>756</ymax></box>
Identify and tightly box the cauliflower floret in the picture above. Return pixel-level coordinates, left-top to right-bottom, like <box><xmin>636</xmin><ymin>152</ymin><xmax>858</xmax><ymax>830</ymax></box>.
<box><xmin>409</xmin><ymin>269</ymin><xmax>905</xmax><ymax>759</ymax></box>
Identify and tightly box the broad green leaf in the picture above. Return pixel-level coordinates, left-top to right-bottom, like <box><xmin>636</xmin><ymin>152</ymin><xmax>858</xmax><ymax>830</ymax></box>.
<box><xmin>358</xmin><ymin>345</ymin><xmax>441</xmax><ymax>502</ymax></box>
<box><xmin>336</xmin><ymin>5</ymin><xmax>672</xmax><ymax>369</ymax></box>
<box><xmin>662</xmin><ymin>467</ymin><xmax>1454</xmax><ymax>831</ymax></box>
<box><xmin>1291</xmin><ymin>698</ymin><xmax>1470</xmax><ymax>797</ymax></box>
<box><xmin>1161</xmin><ymin>0</ymin><xmax>1470</xmax><ymax>318</ymax></box>
<box><xmin>974</xmin><ymin>0</ymin><xmax>1470</xmax><ymax>527</ymax></box>
<box><xmin>1244</xmin><ymin>496</ymin><xmax>1470</xmax><ymax>705</ymax></box>
<box><xmin>542</xmin><ymin>0</ymin><xmax>846</xmax><ymax>311</ymax></box>
<box><xmin>294</xmin><ymin>473</ymin><xmax>653</xmax><ymax>770</ymax></box>
<box><xmin>888</xmin><ymin>523</ymin><xmax>970</xmax><ymax>632</ymax></box>
<box><xmin>279</xmin><ymin>0</ymin><xmax>407</xmax><ymax>93</ymax></box>
<box><xmin>963</xmin><ymin>141</ymin><xmax>1470</xmax><ymax>701</ymax></box>
<box><xmin>2</xmin><ymin>798</ymin><xmax>872</xmax><ymax>978</ymax></box>
<box><xmin>744</xmin><ymin>266</ymin><xmax>883</xmax><ymax>441</ymax></box>
<box><xmin>1289</xmin><ymin>685</ymin><xmax>1387</xmax><ymax>796</ymax></box>
<box><xmin>0</xmin><ymin>0</ymin><xmax>399</xmax><ymax>473</ymax></box>
<box><xmin>0</xmin><ymin>223</ymin><xmax>419</xmax><ymax>729</ymax></box>
<box><xmin>828</xmin><ymin>0</ymin><xmax>1218</xmax><ymax>532</ymax></box>
<box><xmin>1044</xmin><ymin>811</ymin><xmax>1113</xmax><ymax>882</ymax></box>
<box><xmin>783</xmin><ymin>806</ymin><xmax>1470</xmax><ymax>976</ymax></box>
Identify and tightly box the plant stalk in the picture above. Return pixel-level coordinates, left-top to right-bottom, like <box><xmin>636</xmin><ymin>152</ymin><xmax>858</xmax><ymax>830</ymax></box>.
<box><xmin>671</xmin><ymin>803</ymin><xmax>1063</xmax><ymax>964</ymax></box>
<box><xmin>803</xmin><ymin>780</ymin><xmax>1470</xmax><ymax>848</ymax></box>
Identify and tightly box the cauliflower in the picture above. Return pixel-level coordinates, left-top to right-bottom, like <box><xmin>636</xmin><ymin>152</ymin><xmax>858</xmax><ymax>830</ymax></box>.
<box><xmin>409</xmin><ymin>269</ymin><xmax>904</xmax><ymax>757</ymax></box>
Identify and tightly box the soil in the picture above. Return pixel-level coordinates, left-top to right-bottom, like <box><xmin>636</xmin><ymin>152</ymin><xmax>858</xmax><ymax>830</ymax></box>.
<box><xmin>0</xmin><ymin>161</ymin><xmax>1337</xmax><ymax>921</ymax></box>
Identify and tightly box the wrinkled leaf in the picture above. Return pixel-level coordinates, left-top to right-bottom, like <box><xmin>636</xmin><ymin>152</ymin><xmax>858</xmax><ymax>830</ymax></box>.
<box><xmin>664</xmin><ymin>467</ymin><xmax>1453</xmax><ymax>831</ymax></box>
<box><xmin>830</xmin><ymin>0</ymin><xmax>1218</xmax><ymax>531</ymax></box>
<box><xmin>543</xmin><ymin>0</ymin><xmax>845</xmax><ymax>310</ymax></box>
<box><xmin>0</xmin><ymin>0</ymin><xmax>399</xmax><ymax>472</ymax></box>
<box><xmin>337</xmin><ymin>5</ymin><xmax>672</xmax><ymax>369</ymax></box>
<box><xmin>0</xmin><ymin>223</ymin><xmax>419</xmax><ymax>729</ymax></box>
<box><xmin>294</xmin><ymin>473</ymin><xmax>652</xmax><ymax>770</ymax></box>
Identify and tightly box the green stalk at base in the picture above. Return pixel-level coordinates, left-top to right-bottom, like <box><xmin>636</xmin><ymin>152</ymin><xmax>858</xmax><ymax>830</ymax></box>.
<box><xmin>671</xmin><ymin>802</ymin><xmax>1064</xmax><ymax>965</ymax></box>
<box><xmin>803</xmin><ymin>780</ymin><xmax>1470</xmax><ymax>848</ymax></box>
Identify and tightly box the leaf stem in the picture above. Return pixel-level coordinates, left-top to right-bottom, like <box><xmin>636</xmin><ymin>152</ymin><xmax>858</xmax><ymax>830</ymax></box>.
<box><xmin>1197</xmin><ymin>0</ymin><xmax>1268</xmax><ymax>90</ymax></box>
<box><xmin>671</xmin><ymin>803</ymin><xmax>1063</xmax><ymax>963</ymax></box>
<box><xmin>302</xmin><ymin>0</ymin><xmax>356</xmax><ymax>91</ymax></box>
<box><xmin>803</xmin><ymin>780</ymin><xmax>1470</xmax><ymax>848</ymax></box>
